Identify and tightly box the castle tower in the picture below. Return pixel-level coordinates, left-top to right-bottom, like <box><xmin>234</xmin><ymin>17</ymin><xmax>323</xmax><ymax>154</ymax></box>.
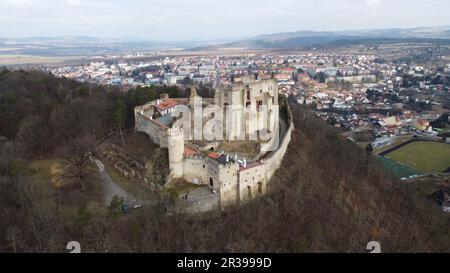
<box><xmin>189</xmin><ymin>86</ymin><xmax>202</xmax><ymax>140</ymax></box>
<box><xmin>189</xmin><ymin>86</ymin><xmax>198</xmax><ymax>108</ymax></box>
<box><xmin>167</xmin><ymin>127</ymin><xmax>184</xmax><ymax>179</ymax></box>
<box><xmin>189</xmin><ymin>86</ymin><xmax>202</xmax><ymax>115</ymax></box>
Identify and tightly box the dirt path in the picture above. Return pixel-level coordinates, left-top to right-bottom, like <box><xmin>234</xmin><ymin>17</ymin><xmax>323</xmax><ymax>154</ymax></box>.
<box><xmin>94</xmin><ymin>158</ymin><xmax>152</xmax><ymax>206</ymax></box>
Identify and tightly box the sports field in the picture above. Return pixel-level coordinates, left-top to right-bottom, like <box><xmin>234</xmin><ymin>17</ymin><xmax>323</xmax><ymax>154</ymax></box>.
<box><xmin>386</xmin><ymin>141</ymin><xmax>450</xmax><ymax>173</ymax></box>
<box><xmin>378</xmin><ymin>156</ymin><xmax>421</xmax><ymax>179</ymax></box>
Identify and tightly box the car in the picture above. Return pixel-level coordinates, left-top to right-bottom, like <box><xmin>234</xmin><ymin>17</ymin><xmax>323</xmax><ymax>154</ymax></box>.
<box><xmin>121</xmin><ymin>204</ymin><xmax>129</xmax><ymax>214</ymax></box>
<box><xmin>124</xmin><ymin>200</ymin><xmax>144</xmax><ymax>211</ymax></box>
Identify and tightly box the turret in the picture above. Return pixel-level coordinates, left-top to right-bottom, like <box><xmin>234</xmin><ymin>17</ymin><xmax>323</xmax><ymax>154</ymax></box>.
<box><xmin>189</xmin><ymin>86</ymin><xmax>202</xmax><ymax>140</ymax></box>
<box><xmin>167</xmin><ymin>127</ymin><xmax>184</xmax><ymax>179</ymax></box>
<box><xmin>189</xmin><ymin>86</ymin><xmax>200</xmax><ymax>110</ymax></box>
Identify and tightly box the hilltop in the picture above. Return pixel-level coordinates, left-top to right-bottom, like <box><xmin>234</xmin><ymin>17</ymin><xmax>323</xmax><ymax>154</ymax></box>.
<box><xmin>0</xmin><ymin>70</ymin><xmax>449</xmax><ymax>252</ymax></box>
<box><xmin>193</xmin><ymin>26</ymin><xmax>450</xmax><ymax>50</ymax></box>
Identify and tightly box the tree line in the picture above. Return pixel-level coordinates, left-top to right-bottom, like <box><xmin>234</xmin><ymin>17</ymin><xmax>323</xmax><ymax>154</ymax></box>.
<box><xmin>0</xmin><ymin>69</ymin><xmax>189</xmax><ymax>158</ymax></box>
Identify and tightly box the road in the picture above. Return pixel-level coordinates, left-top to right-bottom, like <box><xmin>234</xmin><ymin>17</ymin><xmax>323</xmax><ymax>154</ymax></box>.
<box><xmin>93</xmin><ymin>158</ymin><xmax>151</xmax><ymax>207</ymax></box>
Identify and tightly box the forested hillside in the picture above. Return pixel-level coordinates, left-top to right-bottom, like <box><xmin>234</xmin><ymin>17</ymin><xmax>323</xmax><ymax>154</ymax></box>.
<box><xmin>0</xmin><ymin>69</ymin><xmax>449</xmax><ymax>252</ymax></box>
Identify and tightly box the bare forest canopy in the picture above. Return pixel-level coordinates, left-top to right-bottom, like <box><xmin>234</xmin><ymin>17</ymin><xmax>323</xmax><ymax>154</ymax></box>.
<box><xmin>0</xmin><ymin>69</ymin><xmax>449</xmax><ymax>252</ymax></box>
<box><xmin>0</xmin><ymin>69</ymin><xmax>191</xmax><ymax>155</ymax></box>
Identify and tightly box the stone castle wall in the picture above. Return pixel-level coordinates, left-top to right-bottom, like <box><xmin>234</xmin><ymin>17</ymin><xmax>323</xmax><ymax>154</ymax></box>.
<box><xmin>135</xmin><ymin>112</ymin><xmax>168</xmax><ymax>148</ymax></box>
<box><xmin>260</xmin><ymin>106</ymin><xmax>293</xmax><ymax>181</ymax></box>
<box><xmin>236</xmin><ymin>106</ymin><xmax>293</xmax><ymax>204</ymax></box>
<box><xmin>178</xmin><ymin>104</ymin><xmax>294</xmax><ymax>208</ymax></box>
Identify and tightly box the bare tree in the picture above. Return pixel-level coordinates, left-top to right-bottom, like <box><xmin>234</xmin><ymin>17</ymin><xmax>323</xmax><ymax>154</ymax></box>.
<box><xmin>5</xmin><ymin>227</ymin><xmax>24</xmax><ymax>253</ymax></box>
<box><xmin>16</xmin><ymin>179</ymin><xmax>60</xmax><ymax>252</ymax></box>
<box><xmin>16</xmin><ymin>115</ymin><xmax>49</xmax><ymax>158</ymax></box>
<box><xmin>57</xmin><ymin>134</ymin><xmax>96</xmax><ymax>191</ymax></box>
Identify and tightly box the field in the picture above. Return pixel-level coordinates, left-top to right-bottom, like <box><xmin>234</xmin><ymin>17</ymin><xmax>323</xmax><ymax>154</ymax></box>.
<box><xmin>386</xmin><ymin>141</ymin><xmax>450</xmax><ymax>173</ymax></box>
<box><xmin>23</xmin><ymin>158</ymin><xmax>105</xmax><ymax>203</ymax></box>
<box><xmin>17</xmin><ymin>158</ymin><xmax>64</xmax><ymax>189</ymax></box>
<box><xmin>377</xmin><ymin>156</ymin><xmax>421</xmax><ymax>179</ymax></box>
<box><xmin>0</xmin><ymin>54</ymin><xmax>83</xmax><ymax>66</ymax></box>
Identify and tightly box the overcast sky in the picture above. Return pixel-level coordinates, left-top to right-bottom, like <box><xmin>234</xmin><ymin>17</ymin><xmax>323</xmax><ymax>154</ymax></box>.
<box><xmin>1</xmin><ymin>0</ymin><xmax>449</xmax><ymax>40</ymax></box>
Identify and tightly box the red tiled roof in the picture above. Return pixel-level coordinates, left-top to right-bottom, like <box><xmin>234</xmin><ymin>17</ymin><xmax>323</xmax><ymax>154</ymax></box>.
<box><xmin>275</xmin><ymin>73</ymin><xmax>292</xmax><ymax>79</ymax></box>
<box><xmin>258</xmin><ymin>74</ymin><xmax>272</xmax><ymax>80</ymax></box>
<box><xmin>207</xmin><ymin>152</ymin><xmax>220</xmax><ymax>159</ymax></box>
<box><xmin>184</xmin><ymin>148</ymin><xmax>198</xmax><ymax>157</ymax></box>
<box><xmin>154</xmin><ymin>99</ymin><xmax>177</xmax><ymax>112</ymax></box>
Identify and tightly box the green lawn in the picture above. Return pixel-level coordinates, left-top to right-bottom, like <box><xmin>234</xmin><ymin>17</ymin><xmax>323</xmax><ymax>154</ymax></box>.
<box><xmin>24</xmin><ymin>158</ymin><xmax>63</xmax><ymax>189</ymax></box>
<box><xmin>25</xmin><ymin>158</ymin><xmax>103</xmax><ymax>203</ymax></box>
<box><xmin>378</xmin><ymin>156</ymin><xmax>422</xmax><ymax>179</ymax></box>
<box><xmin>386</xmin><ymin>142</ymin><xmax>450</xmax><ymax>173</ymax></box>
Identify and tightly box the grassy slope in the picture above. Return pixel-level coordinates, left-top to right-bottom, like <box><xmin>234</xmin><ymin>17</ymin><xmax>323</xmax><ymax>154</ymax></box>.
<box><xmin>27</xmin><ymin>158</ymin><xmax>63</xmax><ymax>188</ymax></box>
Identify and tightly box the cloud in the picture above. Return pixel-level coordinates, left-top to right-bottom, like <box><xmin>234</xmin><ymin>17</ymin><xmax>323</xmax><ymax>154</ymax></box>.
<box><xmin>0</xmin><ymin>0</ymin><xmax>449</xmax><ymax>40</ymax></box>
<box><xmin>66</xmin><ymin>0</ymin><xmax>81</xmax><ymax>6</ymax></box>
<box><xmin>366</xmin><ymin>0</ymin><xmax>381</xmax><ymax>6</ymax></box>
<box><xmin>6</xmin><ymin>0</ymin><xmax>33</xmax><ymax>8</ymax></box>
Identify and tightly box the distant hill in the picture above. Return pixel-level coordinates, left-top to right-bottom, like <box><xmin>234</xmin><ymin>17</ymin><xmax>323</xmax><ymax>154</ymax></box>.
<box><xmin>3</xmin><ymin>27</ymin><xmax>450</xmax><ymax>56</ymax></box>
<box><xmin>193</xmin><ymin>26</ymin><xmax>450</xmax><ymax>50</ymax></box>
<box><xmin>0</xmin><ymin>36</ymin><xmax>212</xmax><ymax>56</ymax></box>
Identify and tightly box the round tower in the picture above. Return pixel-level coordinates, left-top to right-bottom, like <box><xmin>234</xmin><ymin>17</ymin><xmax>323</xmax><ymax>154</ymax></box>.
<box><xmin>167</xmin><ymin>127</ymin><xmax>184</xmax><ymax>179</ymax></box>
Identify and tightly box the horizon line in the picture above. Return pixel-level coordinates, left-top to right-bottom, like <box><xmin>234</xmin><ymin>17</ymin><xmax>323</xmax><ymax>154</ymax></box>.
<box><xmin>1</xmin><ymin>25</ymin><xmax>449</xmax><ymax>42</ymax></box>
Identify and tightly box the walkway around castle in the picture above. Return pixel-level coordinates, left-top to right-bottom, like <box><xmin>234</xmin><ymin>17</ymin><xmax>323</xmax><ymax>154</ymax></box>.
<box><xmin>94</xmin><ymin>158</ymin><xmax>153</xmax><ymax>207</ymax></box>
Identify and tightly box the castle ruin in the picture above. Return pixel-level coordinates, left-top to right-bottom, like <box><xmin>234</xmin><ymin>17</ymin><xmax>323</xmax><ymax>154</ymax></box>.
<box><xmin>135</xmin><ymin>76</ymin><xmax>293</xmax><ymax>210</ymax></box>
